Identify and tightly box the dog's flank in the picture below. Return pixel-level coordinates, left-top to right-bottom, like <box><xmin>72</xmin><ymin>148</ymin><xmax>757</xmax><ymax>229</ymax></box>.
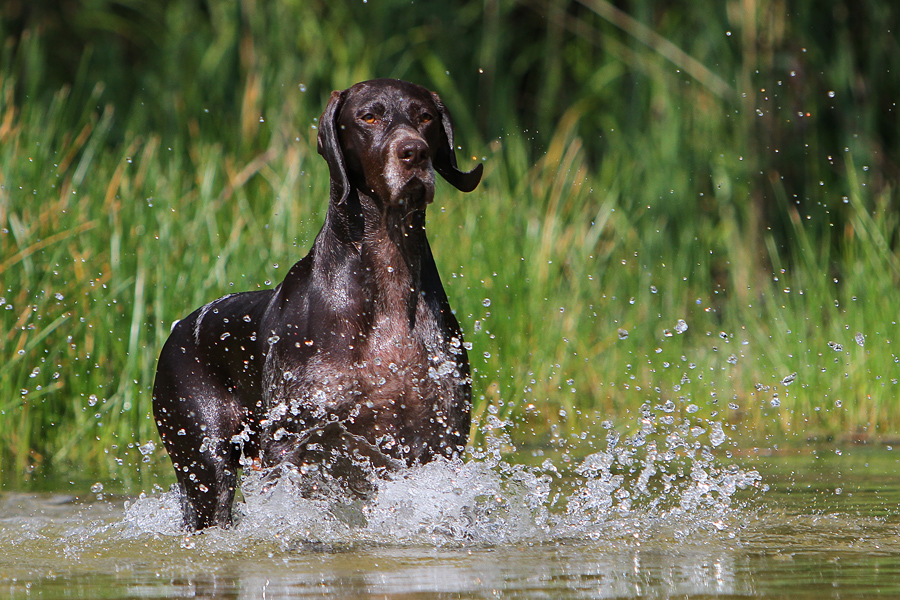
<box><xmin>151</xmin><ymin>79</ymin><xmax>483</xmax><ymax>530</ymax></box>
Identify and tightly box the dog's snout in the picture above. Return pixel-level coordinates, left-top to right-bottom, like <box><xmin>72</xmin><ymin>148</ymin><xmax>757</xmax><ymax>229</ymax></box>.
<box><xmin>397</xmin><ymin>138</ymin><xmax>429</xmax><ymax>168</ymax></box>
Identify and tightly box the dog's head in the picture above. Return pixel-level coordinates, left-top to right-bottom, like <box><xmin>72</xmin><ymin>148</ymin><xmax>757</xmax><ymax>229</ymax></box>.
<box><xmin>317</xmin><ymin>79</ymin><xmax>483</xmax><ymax>208</ymax></box>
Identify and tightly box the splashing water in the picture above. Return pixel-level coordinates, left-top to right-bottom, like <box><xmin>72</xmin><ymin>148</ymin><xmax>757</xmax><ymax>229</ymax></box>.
<box><xmin>122</xmin><ymin>408</ymin><xmax>762</xmax><ymax>550</ymax></box>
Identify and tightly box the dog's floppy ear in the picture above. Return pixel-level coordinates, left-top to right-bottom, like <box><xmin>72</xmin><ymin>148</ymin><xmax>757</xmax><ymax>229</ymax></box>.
<box><xmin>430</xmin><ymin>91</ymin><xmax>483</xmax><ymax>193</ymax></box>
<box><xmin>317</xmin><ymin>89</ymin><xmax>350</xmax><ymax>204</ymax></box>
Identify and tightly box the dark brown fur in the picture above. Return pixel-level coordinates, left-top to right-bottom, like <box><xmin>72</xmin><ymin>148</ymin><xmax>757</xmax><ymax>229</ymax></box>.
<box><xmin>152</xmin><ymin>79</ymin><xmax>483</xmax><ymax>530</ymax></box>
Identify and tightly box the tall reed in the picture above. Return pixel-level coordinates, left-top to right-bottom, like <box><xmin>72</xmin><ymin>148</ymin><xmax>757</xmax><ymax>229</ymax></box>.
<box><xmin>1</xmin><ymin>1</ymin><xmax>898</xmax><ymax>486</ymax></box>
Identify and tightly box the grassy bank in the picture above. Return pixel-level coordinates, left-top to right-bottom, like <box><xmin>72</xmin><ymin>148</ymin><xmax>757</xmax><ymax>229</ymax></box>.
<box><xmin>2</xmin><ymin>83</ymin><xmax>897</xmax><ymax>487</ymax></box>
<box><xmin>1</xmin><ymin>1</ymin><xmax>899</xmax><ymax>486</ymax></box>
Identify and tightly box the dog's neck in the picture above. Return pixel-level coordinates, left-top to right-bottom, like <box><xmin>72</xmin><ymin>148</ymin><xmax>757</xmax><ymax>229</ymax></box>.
<box><xmin>319</xmin><ymin>187</ymin><xmax>432</xmax><ymax>326</ymax></box>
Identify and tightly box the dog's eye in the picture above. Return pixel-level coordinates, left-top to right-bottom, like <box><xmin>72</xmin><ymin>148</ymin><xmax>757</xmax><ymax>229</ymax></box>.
<box><xmin>362</xmin><ymin>113</ymin><xmax>378</xmax><ymax>124</ymax></box>
<box><xmin>420</xmin><ymin>113</ymin><xmax>433</xmax><ymax>124</ymax></box>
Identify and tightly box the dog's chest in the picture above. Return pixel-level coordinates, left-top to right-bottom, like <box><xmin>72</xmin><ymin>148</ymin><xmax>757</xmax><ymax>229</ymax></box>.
<box><xmin>321</xmin><ymin>317</ymin><xmax>460</xmax><ymax>414</ymax></box>
<box><xmin>267</xmin><ymin>305</ymin><xmax>461</xmax><ymax>417</ymax></box>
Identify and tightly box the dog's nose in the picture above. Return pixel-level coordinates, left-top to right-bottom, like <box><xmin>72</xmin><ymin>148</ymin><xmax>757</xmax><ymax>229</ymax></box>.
<box><xmin>397</xmin><ymin>139</ymin><xmax>429</xmax><ymax>168</ymax></box>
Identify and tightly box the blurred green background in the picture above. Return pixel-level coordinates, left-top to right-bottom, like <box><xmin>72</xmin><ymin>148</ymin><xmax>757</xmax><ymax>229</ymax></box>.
<box><xmin>1</xmin><ymin>0</ymin><xmax>898</xmax><ymax>487</ymax></box>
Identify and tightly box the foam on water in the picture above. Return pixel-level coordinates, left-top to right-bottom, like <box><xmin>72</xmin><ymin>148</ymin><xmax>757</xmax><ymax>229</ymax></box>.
<box><xmin>121</xmin><ymin>405</ymin><xmax>763</xmax><ymax>551</ymax></box>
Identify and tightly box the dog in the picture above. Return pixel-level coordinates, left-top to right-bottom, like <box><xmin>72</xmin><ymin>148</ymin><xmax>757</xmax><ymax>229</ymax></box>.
<box><xmin>152</xmin><ymin>79</ymin><xmax>483</xmax><ymax>530</ymax></box>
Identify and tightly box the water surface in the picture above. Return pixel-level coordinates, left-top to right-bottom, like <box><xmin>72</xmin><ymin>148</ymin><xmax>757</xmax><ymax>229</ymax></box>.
<box><xmin>3</xmin><ymin>443</ymin><xmax>899</xmax><ymax>599</ymax></box>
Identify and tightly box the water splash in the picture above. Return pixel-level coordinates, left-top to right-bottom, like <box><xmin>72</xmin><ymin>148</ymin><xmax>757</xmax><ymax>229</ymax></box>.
<box><xmin>122</xmin><ymin>408</ymin><xmax>762</xmax><ymax>550</ymax></box>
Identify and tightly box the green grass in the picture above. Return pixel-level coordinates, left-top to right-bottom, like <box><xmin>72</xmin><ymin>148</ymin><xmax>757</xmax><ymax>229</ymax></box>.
<box><xmin>1</xmin><ymin>1</ymin><xmax>899</xmax><ymax>487</ymax></box>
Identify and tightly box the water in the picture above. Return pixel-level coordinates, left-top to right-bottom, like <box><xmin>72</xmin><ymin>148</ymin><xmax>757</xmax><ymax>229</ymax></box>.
<box><xmin>3</xmin><ymin>430</ymin><xmax>900</xmax><ymax>598</ymax></box>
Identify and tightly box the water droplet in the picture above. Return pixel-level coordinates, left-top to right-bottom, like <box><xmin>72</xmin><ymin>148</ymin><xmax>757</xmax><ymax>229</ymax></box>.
<box><xmin>482</xmin><ymin>298</ymin><xmax>491</xmax><ymax>307</ymax></box>
<box><xmin>855</xmin><ymin>332</ymin><xmax>865</xmax><ymax>347</ymax></box>
<box><xmin>782</xmin><ymin>372</ymin><xmax>797</xmax><ymax>386</ymax></box>
<box><xmin>710</xmin><ymin>421</ymin><xmax>727</xmax><ymax>447</ymax></box>
<box><xmin>91</xmin><ymin>482</ymin><xmax>104</xmax><ymax>493</ymax></box>
<box><xmin>674</xmin><ymin>319</ymin><xmax>688</xmax><ymax>334</ymax></box>
<box><xmin>617</xmin><ymin>328</ymin><xmax>629</xmax><ymax>340</ymax></box>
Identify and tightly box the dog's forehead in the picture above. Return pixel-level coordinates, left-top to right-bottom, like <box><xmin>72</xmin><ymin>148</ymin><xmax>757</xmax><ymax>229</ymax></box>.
<box><xmin>343</xmin><ymin>79</ymin><xmax>435</xmax><ymax>112</ymax></box>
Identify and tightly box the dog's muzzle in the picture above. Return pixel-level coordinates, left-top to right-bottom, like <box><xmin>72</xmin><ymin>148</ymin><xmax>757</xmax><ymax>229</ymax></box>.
<box><xmin>386</xmin><ymin>134</ymin><xmax>436</xmax><ymax>206</ymax></box>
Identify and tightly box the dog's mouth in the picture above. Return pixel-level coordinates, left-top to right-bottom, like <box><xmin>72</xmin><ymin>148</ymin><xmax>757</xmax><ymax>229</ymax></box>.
<box><xmin>391</xmin><ymin>172</ymin><xmax>435</xmax><ymax>207</ymax></box>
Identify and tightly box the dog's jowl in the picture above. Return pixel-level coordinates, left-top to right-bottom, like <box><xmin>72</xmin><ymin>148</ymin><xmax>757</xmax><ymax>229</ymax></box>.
<box><xmin>151</xmin><ymin>79</ymin><xmax>483</xmax><ymax>530</ymax></box>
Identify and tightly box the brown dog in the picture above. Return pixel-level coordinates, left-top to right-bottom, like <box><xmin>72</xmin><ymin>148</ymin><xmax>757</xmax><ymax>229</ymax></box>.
<box><xmin>152</xmin><ymin>79</ymin><xmax>483</xmax><ymax>530</ymax></box>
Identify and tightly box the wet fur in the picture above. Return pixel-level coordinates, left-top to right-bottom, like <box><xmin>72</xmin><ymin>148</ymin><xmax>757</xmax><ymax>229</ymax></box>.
<box><xmin>152</xmin><ymin>79</ymin><xmax>483</xmax><ymax>530</ymax></box>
